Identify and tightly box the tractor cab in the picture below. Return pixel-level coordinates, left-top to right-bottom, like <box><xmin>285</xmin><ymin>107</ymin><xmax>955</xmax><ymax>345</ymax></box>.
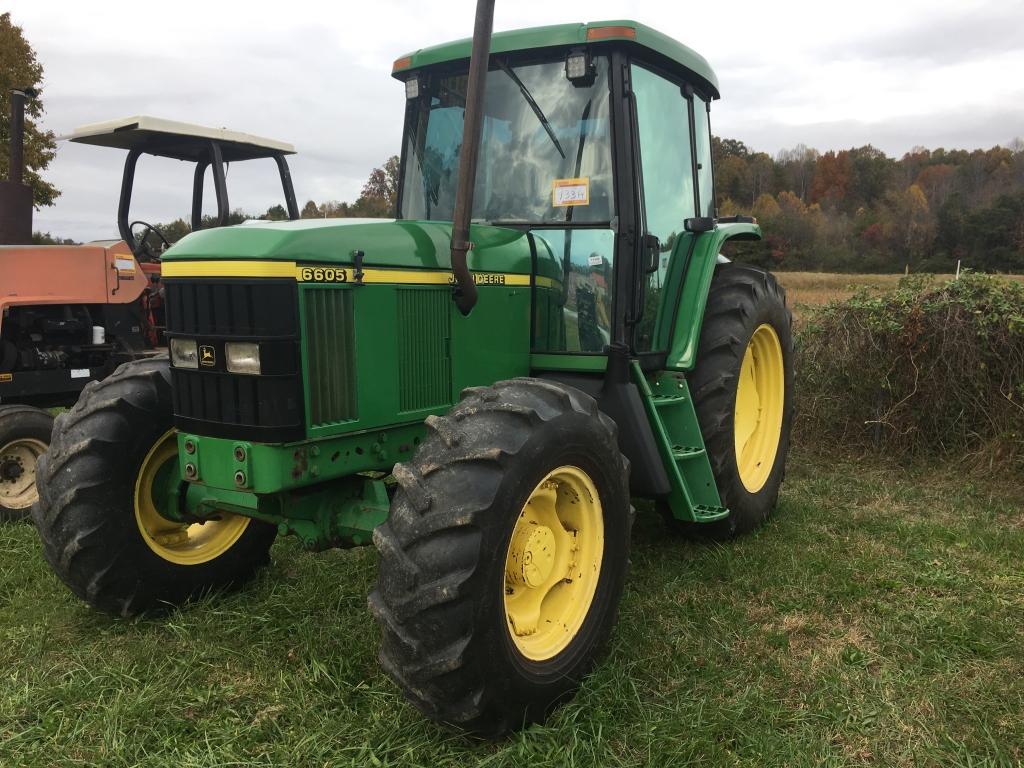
<box><xmin>393</xmin><ymin>23</ymin><xmax>727</xmax><ymax>361</ymax></box>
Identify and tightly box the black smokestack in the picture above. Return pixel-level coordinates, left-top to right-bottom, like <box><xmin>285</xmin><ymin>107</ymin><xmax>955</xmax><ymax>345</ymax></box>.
<box><xmin>0</xmin><ymin>87</ymin><xmax>37</xmax><ymax>245</ymax></box>
<box><xmin>8</xmin><ymin>89</ymin><xmax>28</xmax><ymax>183</ymax></box>
<box><xmin>448</xmin><ymin>0</ymin><xmax>494</xmax><ymax>315</ymax></box>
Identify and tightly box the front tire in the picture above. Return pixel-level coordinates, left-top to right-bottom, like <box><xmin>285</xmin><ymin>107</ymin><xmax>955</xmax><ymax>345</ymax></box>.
<box><xmin>370</xmin><ymin>378</ymin><xmax>631</xmax><ymax>736</ymax></box>
<box><xmin>689</xmin><ymin>263</ymin><xmax>794</xmax><ymax>539</ymax></box>
<box><xmin>33</xmin><ymin>358</ymin><xmax>276</xmax><ymax>616</ymax></box>
<box><xmin>0</xmin><ymin>405</ymin><xmax>54</xmax><ymax>522</ymax></box>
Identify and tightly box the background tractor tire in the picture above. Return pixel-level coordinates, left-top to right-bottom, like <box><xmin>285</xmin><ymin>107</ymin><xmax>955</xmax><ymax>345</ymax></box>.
<box><xmin>0</xmin><ymin>405</ymin><xmax>54</xmax><ymax>522</ymax></box>
<box><xmin>687</xmin><ymin>263</ymin><xmax>794</xmax><ymax>540</ymax></box>
<box><xmin>370</xmin><ymin>378</ymin><xmax>632</xmax><ymax>737</ymax></box>
<box><xmin>32</xmin><ymin>358</ymin><xmax>276</xmax><ymax>616</ymax></box>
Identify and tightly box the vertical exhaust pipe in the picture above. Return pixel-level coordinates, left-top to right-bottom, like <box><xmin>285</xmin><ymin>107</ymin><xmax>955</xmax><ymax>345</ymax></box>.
<box><xmin>449</xmin><ymin>0</ymin><xmax>495</xmax><ymax>315</ymax></box>
<box><xmin>8</xmin><ymin>89</ymin><xmax>32</xmax><ymax>185</ymax></box>
<box><xmin>0</xmin><ymin>87</ymin><xmax>37</xmax><ymax>245</ymax></box>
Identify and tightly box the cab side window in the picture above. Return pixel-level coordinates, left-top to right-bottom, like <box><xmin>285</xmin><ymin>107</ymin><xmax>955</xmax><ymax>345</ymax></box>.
<box><xmin>630</xmin><ymin>64</ymin><xmax>695</xmax><ymax>351</ymax></box>
<box><xmin>531</xmin><ymin>228</ymin><xmax>616</xmax><ymax>353</ymax></box>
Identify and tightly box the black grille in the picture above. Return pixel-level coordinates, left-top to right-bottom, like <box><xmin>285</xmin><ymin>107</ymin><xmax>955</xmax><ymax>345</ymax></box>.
<box><xmin>165</xmin><ymin>279</ymin><xmax>304</xmax><ymax>442</ymax></box>
<box><xmin>165</xmin><ymin>279</ymin><xmax>297</xmax><ymax>338</ymax></box>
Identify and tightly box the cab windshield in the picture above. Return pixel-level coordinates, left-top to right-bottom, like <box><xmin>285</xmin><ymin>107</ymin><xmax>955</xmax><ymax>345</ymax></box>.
<box><xmin>399</xmin><ymin>56</ymin><xmax>614</xmax><ymax>225</ymax></box>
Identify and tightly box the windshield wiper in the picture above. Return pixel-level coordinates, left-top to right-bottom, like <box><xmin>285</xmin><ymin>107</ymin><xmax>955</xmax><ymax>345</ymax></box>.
<box><xmin>497</xmin><ymin>61</ymin><xmax>566</xmax><ymax>159</ymax></box>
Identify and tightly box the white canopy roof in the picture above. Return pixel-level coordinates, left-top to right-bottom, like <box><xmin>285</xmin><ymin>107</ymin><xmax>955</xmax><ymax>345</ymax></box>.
<box><xmin>61</xmin><ymin>116</ymin><xmax>295</xmax><ymax>162</ymax></box>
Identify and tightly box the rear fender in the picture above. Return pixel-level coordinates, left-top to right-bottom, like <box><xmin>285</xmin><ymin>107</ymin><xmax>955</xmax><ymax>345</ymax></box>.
<box><xmin>660</xmin><ymin>222</ymin><xmax>761</xmax><ymax>371</ymax></box>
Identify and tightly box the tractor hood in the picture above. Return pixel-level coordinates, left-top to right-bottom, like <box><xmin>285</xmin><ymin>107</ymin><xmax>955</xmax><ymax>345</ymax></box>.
<box><xmin>161</xmin><ymin>218</ymin><xmax>553</xmax><ymax>278</ymax></box>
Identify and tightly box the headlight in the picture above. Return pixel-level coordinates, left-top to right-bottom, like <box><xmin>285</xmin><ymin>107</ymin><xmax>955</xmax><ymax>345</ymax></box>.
<box><xmin>169</xmin><ymin>338</ymin><xmax>198</xmax><ymax>369</ymax></box>
<box><xmin>226</xmin><ymin>342</ymin><xmax>261</xmax><ymax>375</ymax></box>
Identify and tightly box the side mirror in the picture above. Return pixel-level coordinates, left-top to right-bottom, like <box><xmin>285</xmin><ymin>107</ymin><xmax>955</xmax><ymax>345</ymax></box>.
<box><xmin>684</xmin><ymin>217</ymin><xmax>716</xmax><ymax>233</ymax></box>
<box><xmin>642</xmin><ymin>233</ymin><xmax>661</xmax><ymax>274</ymax></box>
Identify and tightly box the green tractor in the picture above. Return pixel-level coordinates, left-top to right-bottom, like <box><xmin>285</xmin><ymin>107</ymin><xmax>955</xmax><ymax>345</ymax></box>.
<box><xmin>34</xmin><ymin>7</ymin><xmax>793</xmax><ymax>736</ymax></box>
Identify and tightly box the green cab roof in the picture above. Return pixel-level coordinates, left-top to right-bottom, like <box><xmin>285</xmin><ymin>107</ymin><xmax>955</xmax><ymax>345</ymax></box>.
<box><xmin>393</xmin><ymin>20</ymin><xmax>720</xmax><ymax>98</ymax></box>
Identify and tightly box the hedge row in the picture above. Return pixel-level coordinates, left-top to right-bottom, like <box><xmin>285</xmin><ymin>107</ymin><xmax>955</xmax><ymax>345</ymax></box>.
<box><xmin>794</xmin><ymin>273</ymin><xmax>1024</xmax><ymax>468</ymax></box>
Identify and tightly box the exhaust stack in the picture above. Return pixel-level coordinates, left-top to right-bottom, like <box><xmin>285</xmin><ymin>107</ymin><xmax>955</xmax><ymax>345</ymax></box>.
<box><xmin>0</xmin><ymin>88</ymin><xmax>36</xmax><ymax>245</ymax></box>
<box><xmin>449</xmin><ymin>0</ymin><xmax>495</xmax><ymax>315</ymax></box>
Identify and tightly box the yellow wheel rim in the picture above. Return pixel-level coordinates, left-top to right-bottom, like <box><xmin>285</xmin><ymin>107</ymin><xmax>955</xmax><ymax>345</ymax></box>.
<box><xmin>504</xmin><ymin>465</ymin><xmax>604</xmax><ymax>661</ymax></box>
<box><xmin>734</xmin><ymin>323</ymin><xmax>785</xmax><ymax>493</ymax></box>
<box><xmin>0</xmin><ymin>438</ymin><xmax>47</xmax><ymax>510</ymax></box>
<box><xmin>134</xmin><ymin>430</ymin><xmax>250</xmax><ymax>565</ymax></box>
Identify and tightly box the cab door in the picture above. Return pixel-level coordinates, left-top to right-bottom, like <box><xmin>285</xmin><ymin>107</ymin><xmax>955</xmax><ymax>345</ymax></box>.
<box><xmin>628</xmin><ymin>62</ymin><xmax>713</xmax><ymax>358</ymax></box>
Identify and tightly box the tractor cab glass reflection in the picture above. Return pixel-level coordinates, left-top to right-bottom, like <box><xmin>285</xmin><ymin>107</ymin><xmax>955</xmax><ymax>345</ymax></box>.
<box><xmin>531</xmin><ymin>228</ymin><xmax>615</xmax><ymax>353</ymax></box>
<box><xmin>399</xmin><ymin>57</ymin><xmax>614</xmax><ymax>225</ymax></box>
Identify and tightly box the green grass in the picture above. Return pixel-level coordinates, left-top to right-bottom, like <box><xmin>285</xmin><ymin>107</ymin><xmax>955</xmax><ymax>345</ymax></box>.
<box><xmin>1</xmin><ymin>452</ymin><xmax>1023</xmax><ymax>767</ymax></box>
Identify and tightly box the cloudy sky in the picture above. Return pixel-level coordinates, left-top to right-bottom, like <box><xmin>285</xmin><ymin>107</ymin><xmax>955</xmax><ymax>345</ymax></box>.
<box><xmin>11</xmin><ymin>0</ymin><xmax>1024</xmax><ymax>241</ymax></box>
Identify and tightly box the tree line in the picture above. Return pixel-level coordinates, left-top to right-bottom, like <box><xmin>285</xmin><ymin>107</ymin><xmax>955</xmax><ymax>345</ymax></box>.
<box><xmin>281</xmin><ymin>139</ymin><xmax>1024</xmax><ymax>274</ymax></box>
<box><xmin>34</xmin><ymin>140</ymin><xmax>1024</xmax><ymax>277</ymax></box>
<box><xmin>714</xmin><ymin>137</ymin><xmax>1024</xmax><ymax>273</ymax></box>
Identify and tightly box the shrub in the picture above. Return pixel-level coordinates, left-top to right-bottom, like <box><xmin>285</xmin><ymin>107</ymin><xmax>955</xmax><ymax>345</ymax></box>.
<box><xmin>795</xmin><ymin>273</ymin><xmax>1024</xmax><ymax>468</ymax></box>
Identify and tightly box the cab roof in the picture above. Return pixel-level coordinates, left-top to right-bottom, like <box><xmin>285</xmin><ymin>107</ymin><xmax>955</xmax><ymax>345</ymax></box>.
<box><xmin>392</xmin><ymin>20</ymin><xmax>720</xmax><ymax>98</ymax></box>
<box><xmin>60</xmin><ymin>116</ymin><xmax>296</xmax><ymax>162</ymax></box>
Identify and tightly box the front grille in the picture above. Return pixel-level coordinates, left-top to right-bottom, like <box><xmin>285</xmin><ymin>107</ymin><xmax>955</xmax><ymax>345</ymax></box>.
<box><xmin>304</xmin><ymin>288</ymin><xmax>357</xmax><ymax>426</ymax></box>
<box><xmin>165</xmin><ymin>280</ymin><xmax>298</xmax><ymax>337</ymax></box>
<box><xmin>165</xmin><ymin>278</ymin><xmax>304</xmax><ymax>442</ymax></box>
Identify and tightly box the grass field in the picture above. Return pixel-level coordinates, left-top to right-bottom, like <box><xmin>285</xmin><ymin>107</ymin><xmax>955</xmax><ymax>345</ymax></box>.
<box><xmin>2</xmin><ymin>451</ymin><xmax>1022</xmax><ymax>767</ymax></box>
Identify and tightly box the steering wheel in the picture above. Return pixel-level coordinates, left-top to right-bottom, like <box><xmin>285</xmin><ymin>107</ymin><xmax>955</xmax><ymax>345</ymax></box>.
<box><xmin>129</xmin><ymin>220</ymin><xmax>171</xmax><ymax>262</ymax></box>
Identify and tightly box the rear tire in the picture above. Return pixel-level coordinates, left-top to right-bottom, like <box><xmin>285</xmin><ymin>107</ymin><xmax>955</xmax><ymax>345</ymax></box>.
<box><xmin>0</xmin><ymin>405</ymin><xmax>54</xmax><ymax>522</ymax></box>
<box><xmin>33</xmin><ymin>358</ymin><xmax>276</xmax><ymax>616</ymax></box>
<box><xmin>370</xmin><ymin>378</ymin><xmax>632</xmax><ymax>736</ymax></box>
<box><xmin>688</xmin><ymin>263</ymin><xmax>794</xmax><ymax>539</ymax></box>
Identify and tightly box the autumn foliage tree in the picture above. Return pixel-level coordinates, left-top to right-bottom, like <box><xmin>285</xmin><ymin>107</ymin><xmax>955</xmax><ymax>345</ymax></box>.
<box><xmin>300</xmin><ymin>155</ymin><xmax>400</xmax><ymax>219</ymax></box>
<box><xmin>809</xmin><ymin>150</ymin><xmax>852</xmax><ymax>208</ymax></box>
<box><xmin>717</xmin><ymin>137</ymin><xmax>1024</xmax><ymax>273</ymax></box>
<box><xmin>0</xmin><ymin>12</ymin><xmax>58</xmax><ymax>207</ymax></box>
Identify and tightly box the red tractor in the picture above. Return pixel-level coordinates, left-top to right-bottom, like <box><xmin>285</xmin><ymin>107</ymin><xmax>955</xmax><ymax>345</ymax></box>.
<box><xmin>0</xmin><ymin>100</ymin><xmax>300</xmax><ymax>519</ymax></box>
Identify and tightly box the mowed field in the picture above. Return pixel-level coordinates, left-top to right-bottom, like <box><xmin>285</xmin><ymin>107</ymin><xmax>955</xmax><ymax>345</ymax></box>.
<box><xmin>775</xmin><ymin>271</ymin><xmax>1024</xmax><ymax>322</ymax></box>
<box><xmin>1</xmin><ymin>452</ymin><xmax>1023</xmax><ymax>766</ymax></box>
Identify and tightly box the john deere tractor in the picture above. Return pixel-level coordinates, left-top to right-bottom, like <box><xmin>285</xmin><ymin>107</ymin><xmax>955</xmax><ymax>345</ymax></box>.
<box><xmin>35</xmin><ymin>7</ymin><xmax>793</xmax><ymax>736</ymax></box>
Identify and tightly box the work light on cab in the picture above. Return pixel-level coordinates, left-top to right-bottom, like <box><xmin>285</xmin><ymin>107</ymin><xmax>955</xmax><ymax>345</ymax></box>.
<box><xmin>565</xmin><ymin>50</ymin><xmax>594</xmax><ymax>83</ymax></box>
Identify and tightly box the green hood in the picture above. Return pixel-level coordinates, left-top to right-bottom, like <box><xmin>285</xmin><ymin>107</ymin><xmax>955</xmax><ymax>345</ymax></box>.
<box><xmin>162</xmin><ymin>218</ymin><xmax>555</xmax><ymax>277</ymax></box>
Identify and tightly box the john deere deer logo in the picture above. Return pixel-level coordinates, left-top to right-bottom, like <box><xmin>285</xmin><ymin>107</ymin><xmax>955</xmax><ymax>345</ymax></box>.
<box><xmin>199</xmin><ymin>345</ymin><xmax>216</xmax><ymax>367</ymax></box>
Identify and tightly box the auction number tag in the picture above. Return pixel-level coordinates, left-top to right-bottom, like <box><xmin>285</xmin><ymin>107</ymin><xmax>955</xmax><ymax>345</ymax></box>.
<box><xmin>299</xmin><ymin>266</ymin><xmax>348</xmax><ymax>283</ymax></box>
<box><xmin>552</xmin><ymin>177</ymin><xmax>590</xmax><ymax>207</ymax></box>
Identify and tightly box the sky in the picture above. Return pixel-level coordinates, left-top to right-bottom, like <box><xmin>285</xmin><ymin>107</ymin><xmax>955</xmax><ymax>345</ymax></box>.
<box><xmin>10</xmin><ymin>0</ymin><xmax>1024</xmax><ymax>242</ymax></box>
